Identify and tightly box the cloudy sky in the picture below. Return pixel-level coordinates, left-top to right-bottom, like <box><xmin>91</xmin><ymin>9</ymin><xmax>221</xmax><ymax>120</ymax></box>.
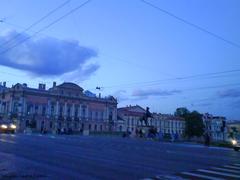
<box><xmin>0</xmin><ymin>0</ymin><xmax>240</xmax><ymax>119</ymax></box>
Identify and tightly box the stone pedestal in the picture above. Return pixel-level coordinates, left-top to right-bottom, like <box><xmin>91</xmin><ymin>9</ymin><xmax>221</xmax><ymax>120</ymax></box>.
<box><xmin>137</xmin><ymin>125</ymin><xmax>154</xmax><ymax>137</ymax></box>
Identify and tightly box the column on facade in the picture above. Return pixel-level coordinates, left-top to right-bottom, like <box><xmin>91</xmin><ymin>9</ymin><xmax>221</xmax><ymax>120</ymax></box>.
<box><xmin>71</xmin><ymin>104</ymin><xmax>75</xmax><ymax>118</ymax></box>
<box><xmin>86</xmin><ymin>105</ymin><xmax>89</xmax><ymax>121</ymax></box>
<box><xmin>64</xmin><ymin>102</ymin><xmax>67</xmax><ymax>117</ymax></box>
<box><xmin>8</xmin><ymin>97</ymin><xmax>13</xmax><ymax>116</ymax></box>
<box><xmin>105</xmin><ymin>107</ymin><xmax>109</xmax><ymax>122</ymax></box>
<box><xmin>0</xmin><ymin>101</ymin><xmax>2</xmax><ymax>114</ymax></box>
<box><xmin>78</xmin><ymin>104</ymin><xmax>82</xmax><ymax>119</ymax></box>
<box><xmin>70</xmin><ymin>104</ymin><xmax>75</xmax><ymax>128</ymax></box>
<box><xmin>19</xmin><ymin>97</ymin><xmax>24</xmax><ymax>116</ymax></box>
<box><xmin>47</xmin><ymin>100</ymin><xmax>51</xmax><ymax>117</ymax></box>
<box><xmin>55</xmin><ymin>101</ymin><xmax>59</xmax><ymax>118</ymax></box>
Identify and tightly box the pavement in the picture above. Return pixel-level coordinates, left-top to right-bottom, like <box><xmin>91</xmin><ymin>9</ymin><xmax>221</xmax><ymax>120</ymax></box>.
<box><xmin>0</xmin><ymin>134</ymin><xmax>240</xmax><ymax>180</ymax></box>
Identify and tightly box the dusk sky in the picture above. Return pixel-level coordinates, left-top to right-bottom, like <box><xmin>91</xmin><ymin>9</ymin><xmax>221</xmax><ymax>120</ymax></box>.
<box><xmin>0</xmin><ymin>0</ymin><xmax>240</xmax><ymax>119</ymax></box>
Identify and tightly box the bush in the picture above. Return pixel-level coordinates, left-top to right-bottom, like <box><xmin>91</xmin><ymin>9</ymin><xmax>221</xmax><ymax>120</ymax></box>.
<box><xmin>211</xmin><ymin>141</ymin><xmax>233</xmax><ymax>148</ymax></box>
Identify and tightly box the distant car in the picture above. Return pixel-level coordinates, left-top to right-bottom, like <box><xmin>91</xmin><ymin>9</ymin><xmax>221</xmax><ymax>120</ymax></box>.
<box><xmin>0</xmin><ymin>122</ymin><xmax>17</xmax><ymax>134</ymax></box>
<box><xmin>231</xmin><ymin>139</ymin><xmax>240</xmax><ymax>151</ymax></box>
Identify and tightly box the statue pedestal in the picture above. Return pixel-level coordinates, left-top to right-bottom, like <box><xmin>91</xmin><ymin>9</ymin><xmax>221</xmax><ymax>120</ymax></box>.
<box><xmin>136</xmin><ymin>125</ymin><xmax>154</xmax><ymax>137</ymax></box>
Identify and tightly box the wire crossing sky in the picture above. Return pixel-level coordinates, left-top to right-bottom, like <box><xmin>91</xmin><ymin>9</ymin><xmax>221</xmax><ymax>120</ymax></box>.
<box><xmin>0</xmin><ymin>0</ymin><xmax>240</xmax><ymax>119</ymax></box>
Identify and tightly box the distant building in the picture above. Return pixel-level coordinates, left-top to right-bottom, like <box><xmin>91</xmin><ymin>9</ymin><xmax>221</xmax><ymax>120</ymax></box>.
<box><xmin>203</xmin><ymin>113</ymin><xmax>227</xmax><ymax>141</ymax></box>
<box><xmin>0</xmin><ymin>82</ymin><xmax>117</xmax><ymax>133</ymax></box>
<box><xmin>152</xmin><ymin>113</ymin><xmax>185</xmax><ymax>136</ymax></box>
<box><xmin>117</xmin><ymin>105</ymin><xmax>146</xmax><ymax>133</ymax></box>
<box><xmin>227</xmin><ymin>120</ymin><xmax>240</xmax><ymax>139</ymax></box>
<box><xmin>117</xmin><ymin>105</ymin><xmax>185</xmax><ymax>137</ymax></box>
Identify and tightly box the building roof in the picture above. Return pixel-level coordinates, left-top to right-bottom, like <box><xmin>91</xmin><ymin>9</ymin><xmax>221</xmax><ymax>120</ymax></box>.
<box><xmin>118</xmin><ymin>105</ymin><xmax>146</xmax><ymax>117</ymax></box>
<box><xmin>152</xmin><ymin>113</ymin><xmax>185</xmax><ymax>121</ymax></box>
<box><xmin>57</xmin><ymin>82</ymin><xmax>84</xmax><ymax>91</ymax></box>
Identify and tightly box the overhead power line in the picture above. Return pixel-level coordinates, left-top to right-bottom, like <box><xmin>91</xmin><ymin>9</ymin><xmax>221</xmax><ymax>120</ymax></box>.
<box><xmin>95</xmin><ymin>69</ymin><xmax>240</xmax><ymax>90</ymax></box>
<box><xmin>0</xmin><ymin>0</ymin><xmax>71</xmax><ymax>48</ymax></box>
<box><xmin>140</xmin><ymin>0</ymin><xmax>240</xmax><ymax>49</ymax></box>
<box><xmin>0</xmin><ymin>0</ymin><xmax>92</xmax><ymax>55</ymax></box>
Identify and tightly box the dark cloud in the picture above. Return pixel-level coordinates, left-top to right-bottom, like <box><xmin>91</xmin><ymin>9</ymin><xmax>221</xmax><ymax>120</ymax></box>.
<box><xmin>218</xmin><ymin>89</ymin><xmax>240</xmax><ymax>98</ymax></box>
<box><xmin>132</xmin><ymin>89</ymin><xmax>181</xmax><ymax>98</ymax></box>
<box><xmin>0</xmin><ymin>31</ymin><xmax>98</xmax><ymax>77</ymax></box>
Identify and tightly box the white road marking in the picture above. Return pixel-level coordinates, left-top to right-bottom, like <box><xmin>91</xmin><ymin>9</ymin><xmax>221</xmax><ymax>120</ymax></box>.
<box><xmin>224</xmin><ymin>165</ymin><xmax>240</xmax><ymax>170</ymax></box>
<box><xmin>181</xmin><ymin>172</ymin><xmax>224</xmax><ymax>180</ymax></box>
<box><xmin>198</xmin><ymin>169</ymin><xmax>240</xmax><ymax>178</ymax></box>
<box><xmin>156</xmin><ymin>175</ymin><xmax>186</xmax><ymax>180</ymax></box>
<box><xmin>0</xmin><ymin>139</ymin><xmax>16</xmax><ymax>144</ymax></box>
<box><xmin>211</xmin><ymin>167</ymin><xmax>240</xmax><ymax>174</ymax></box>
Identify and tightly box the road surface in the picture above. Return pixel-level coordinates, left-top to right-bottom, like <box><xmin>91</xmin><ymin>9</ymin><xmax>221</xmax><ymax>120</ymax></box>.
<box><xmin>0</xmin><ymin>134</ymin><xmax>240</xmax><ymax>180</ymax></box>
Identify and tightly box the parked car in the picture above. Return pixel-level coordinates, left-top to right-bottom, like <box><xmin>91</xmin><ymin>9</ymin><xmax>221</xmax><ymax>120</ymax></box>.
<box><xmin>0</xmin><ymin>122</ymin><xmax>17</xmax><ymax>134</ymax></box>
<box><xmin>231</xmin><ymin>139</ymin><xmax>240</xmax><ymax>151</ymax></box>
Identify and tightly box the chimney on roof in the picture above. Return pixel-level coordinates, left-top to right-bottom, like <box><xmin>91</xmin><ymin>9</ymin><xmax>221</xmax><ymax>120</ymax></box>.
<box><xmin>99</xmin><ymin>93</ymin><xmax>101</xmax><ymax>98</ymax></box>
<box><xmin>53</xmin><ymin>81</ymin><xmax>56</xmax><ymax>88</ymax></box>
<box><xmin>38</xmin><ymin>83</ymin><xmax>46</xmax><ymax>90</ymax></box>
<box><xmin>3</xmin><ymin>82</ymin><xmax>6</xmax><ymax>87</ymax></box>
<box><xmin>23</xmin><ymin>83</ymin><xmax>27</xmax><ymax>87</ymax></box>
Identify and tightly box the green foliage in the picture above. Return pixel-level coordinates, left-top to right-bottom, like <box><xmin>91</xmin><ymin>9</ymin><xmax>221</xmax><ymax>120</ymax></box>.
<box><xmin>185</xmin><ymin>111</ymin><xmax>204</xmax><ymax>138</ymax></box>
<box><xmin>175</xmin><ymin>107</ymin><xmax>204</xmax><ymax>138</ymax></box>
<box><xmin>174</xmin><ymin>107</ymin><xmax>190</xmax><ymax>118</ymax></box>
<box><xmin>228</xmin><ymin>127</ymin><xmax>239</xmax><ymax>139</ymax></box>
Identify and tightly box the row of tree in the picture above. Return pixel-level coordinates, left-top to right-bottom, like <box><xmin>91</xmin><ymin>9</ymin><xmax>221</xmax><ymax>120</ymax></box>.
<box><xmin>174</xmin><ymin>107</ymin><xmax>204</xmax><ymax>138</ymax></box>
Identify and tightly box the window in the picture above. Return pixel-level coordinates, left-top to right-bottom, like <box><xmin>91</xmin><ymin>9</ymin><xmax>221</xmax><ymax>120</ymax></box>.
<box><xmin>82</xmin><ymin>106</ymin><xmax>86</xmax><ymax>118</ymax></box>
<box><xmin>59</xmin><ymin>105</ymin><xmax>63</xmax><ymax>116</ymax></box>
<box><xmin>35</xmin><ymin>105</ymin><xmax>39</xmax><ymax>114</ymax></box>
<box><xmin>89</xmin><ymin>124</ymin><xmax>92</xmax><ymax>130</ymax></box>
<box><xmin>42</xmin><ymin>106</ymin><xmax>46</xmax><ymax>116</ymax></box>
<box><xmin>27</xmin><ymin>104</ymin><xmax>32</xmax><ymax>115</ymax></box>
<box><xmin>95</xmin><ymin>112</ymin><xmax>98</xmax><ymax>120</ymax></box>
<box><xmin>74</xmin><ymin>106</ymin><xmax>78</xmax><ymax>117</ymax></box>
<box><xmin>51</xmin><ymin>104</ymin><xmax>54</xmax><ymax>116</ymax></box>
<box><xmin>67</xmin><ymin>106</ymin><xmax>71</xmax><ymax>117</ymax></box>
<box><xmin>94</xmin><ymin>124</ymin><xmax>97</xmax><ymax>131</ymax></box>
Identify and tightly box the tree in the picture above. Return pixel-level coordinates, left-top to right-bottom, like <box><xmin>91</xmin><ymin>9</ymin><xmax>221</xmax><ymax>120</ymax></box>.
<box><xmin>174</xmin><ymin>107</ymin><xmax>190</xmax><ymax>118</ymax></box>
<box><xmin>228</xmin><ymin>127</ymin><xmax>238</xmax><ymax>139</ymax></box>
<box><xmin>185</xmin><ymin>111</ymin><xmax>204</xmax><ymax>138</ymax></box>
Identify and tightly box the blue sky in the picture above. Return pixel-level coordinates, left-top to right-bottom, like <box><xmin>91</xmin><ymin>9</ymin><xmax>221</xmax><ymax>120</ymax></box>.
<box><xmin>0</xmin><ymin>0</ymin><xmax>240</xmax><ymax>119</ymax></box>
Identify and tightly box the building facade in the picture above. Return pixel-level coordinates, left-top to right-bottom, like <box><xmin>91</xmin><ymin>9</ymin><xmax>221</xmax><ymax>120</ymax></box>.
<box><xmin>117</xmin><ymin>105</ymin><xmax>185</xmax><ymax>137</ymax></box>
<box><xmin>152</xmin><ymin>113</ymin><xmax>185</xmax><ymax>136</ymax></box>
<box><xmin>117</xmin><ymin>105</ymin><xmax>146</xmax><ymax>134</ymax></box>
<box><xmin>203</xmin><ymin>113</ymin><xmax>227</xmax><ymax>141</ymax></box>
<box><xmin>0</xmin><ymin>82</ymin><xmax>117</xmax><ymax>133</ymax></box>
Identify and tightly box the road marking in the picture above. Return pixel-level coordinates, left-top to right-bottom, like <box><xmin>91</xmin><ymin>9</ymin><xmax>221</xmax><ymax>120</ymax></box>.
<box><xmin>181</xmin><ymin>172</ymin><xmax>224</xmax><ymax>180</ymax></box>
<box><xmin>211</xmin><ymin>167</ymin><xmax>240</xmax><ymax>174</ymax></box>
<box><xmin>0</xmin><ymin>139</ymin><xmax>16</xmax><ymax>144</ymax></box>
<box><xmin>197</xmin><ymin>169</ymin><xmax>240</xmax><ymax>178</ymax></box>
<box><xmin>224</xmin><ymin>165</ymin><xmax>240</xmax><ymax>170</ymax></box>
<box><xmin>156</xmin><ymin>175</ymin><xmax>186</xmax><ymax>180</ymax></box>
<box><xmin>233</xmin><ymin>163</ymin><xmax>240</xmax><ymax>167</ymax></box>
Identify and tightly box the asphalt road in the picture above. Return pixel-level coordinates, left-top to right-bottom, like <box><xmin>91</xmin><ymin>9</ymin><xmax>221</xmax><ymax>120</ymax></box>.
<box><xmin>0</xmin><ymin>134</ymin><xmax>240</xmax><ymax>180</ymax></box>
